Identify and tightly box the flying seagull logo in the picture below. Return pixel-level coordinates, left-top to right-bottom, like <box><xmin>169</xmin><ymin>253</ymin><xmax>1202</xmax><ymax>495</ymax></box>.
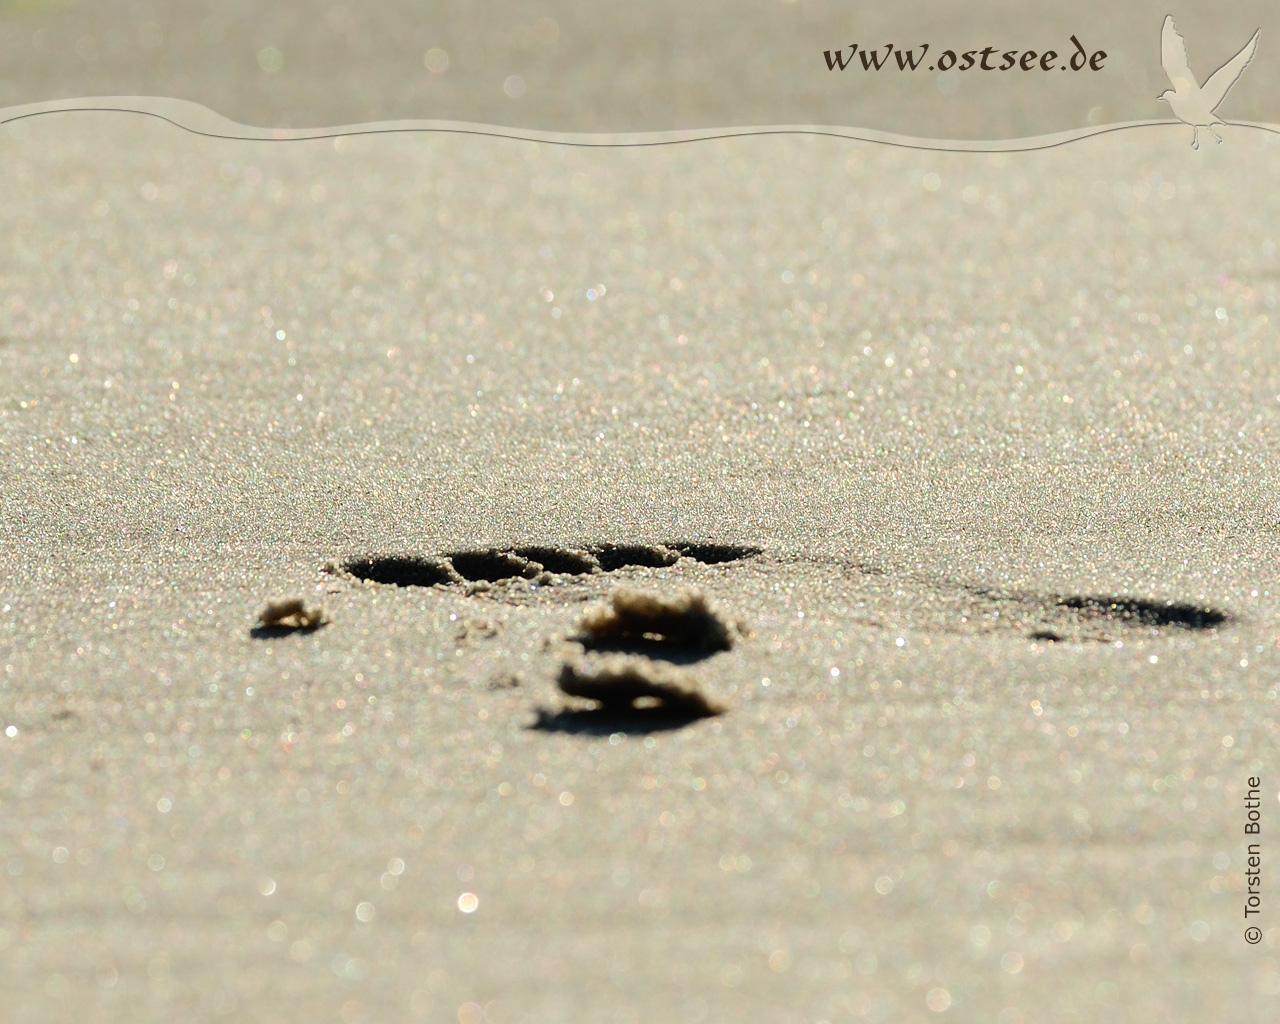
<box><xmin>1158</xmin><ymin>15</ymin><xmax>1259</xmax><ymax>148</ymax></box>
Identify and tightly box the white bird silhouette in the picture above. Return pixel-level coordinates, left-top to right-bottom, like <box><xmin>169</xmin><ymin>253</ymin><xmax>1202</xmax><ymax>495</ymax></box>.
<box><xmin>1158</xmin><ymin>15</ymin><xmax>1259</xmax><ymax>149</ymax></box>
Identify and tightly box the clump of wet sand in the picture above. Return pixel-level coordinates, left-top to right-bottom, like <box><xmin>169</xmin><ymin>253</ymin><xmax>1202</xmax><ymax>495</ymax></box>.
<box><xmin>557</xmin><ymin>656</ymin><xmax>726</xmax><ymax>718</ymax></box>
<box><xmin>256</xmin><ymin>598</ymin><xmax>327</xmax><ymax>631</ymax></box>
<box><xmin>578</xmin><ymin>588</ymin><xmax>736</xmax><ymax>651</ymax></box>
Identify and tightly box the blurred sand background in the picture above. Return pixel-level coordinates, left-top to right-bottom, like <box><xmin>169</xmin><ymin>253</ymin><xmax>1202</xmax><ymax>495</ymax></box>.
<box><xmin>2</xmin><ymin>3</ymin><xmax>1279</xmax><ymax>1023</ymax></box>
<box><xmin>1</xmin><ymin>0</ymin><xmax>1279</xmax><ymax>135</ymax></box>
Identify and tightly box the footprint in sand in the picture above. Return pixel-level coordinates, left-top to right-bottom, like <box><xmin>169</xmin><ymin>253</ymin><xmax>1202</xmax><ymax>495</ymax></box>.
<box><xmin>854</xmin><ymin>573</ymin><xmax>1231</xmax><ymax>644</ymax></box>
<box><xmin>336</xmin><ymin>543</ymin><xmax>1230</xmax><ymax>644</ymax></box>
<box><xmin>321</xmin><ymin>543</ymin><xmax>1232</xmax><ymax>731</ymax></box>
<box><xmin>335</xmin><ymin>543</ymin><xmax>756</xmax><ymax>732</ymax></box>
<box><xmin>339</xmin><ymin>542</ymin><xmax>760</xmax><ymax>594</ymax></box>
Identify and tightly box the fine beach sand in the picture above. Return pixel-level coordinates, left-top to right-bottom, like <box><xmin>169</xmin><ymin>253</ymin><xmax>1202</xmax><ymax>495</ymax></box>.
<box><xmin>3</xmin><ymin>97</ymin><xmax>1280</xmax><ymax>1024</ymax></box>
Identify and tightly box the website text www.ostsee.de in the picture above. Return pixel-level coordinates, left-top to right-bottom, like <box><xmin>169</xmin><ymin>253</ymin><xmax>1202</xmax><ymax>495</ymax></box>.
<box><xmin>823</xmin><ymin>35</ymin><xmax>1106</xmax><ymax>73</ymax></box>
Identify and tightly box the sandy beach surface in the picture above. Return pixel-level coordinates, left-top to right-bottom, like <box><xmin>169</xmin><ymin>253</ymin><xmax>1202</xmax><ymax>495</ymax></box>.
<box><xmin>3</xmin><ymin>8</ymin><xmax>1280</xmax><ymax>1021</ymax></box>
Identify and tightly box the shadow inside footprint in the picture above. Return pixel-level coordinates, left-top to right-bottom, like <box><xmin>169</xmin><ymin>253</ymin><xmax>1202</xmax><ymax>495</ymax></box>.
<box><xmin>339</xmin><ymin>540</ymin><xmax>759</xmax><ymax>592</ymax></box>
<box><xmin>575</xmin><ymin>639</ymin><xmax>720</xmax><ymax>665</ymax></box>
<box><xmin>667</xmin><ymin>542</ymin><xmax>761</xmax><ymax>564</ymax></box>
<box><xmin>1053</xmin><ymin>595</ymin><xmax>1227</xmax><ymax>630</ymax></box>
<box><xmin>446</xmin><ymin>549</ymin><xmax>540</xmax><ymax>582</ymax></box>
<box><xmin>950</xmin><ymin>583</ymin><xmax>1232</xmax><ymax>642</ymax></box>
<box><xmin>528</xmin><ymin>705</ymin><xmax>715</xmax><ymax>736</ymax></box>
<box><xmin>592</xmin><ymin>544</ymin><xmax>681</xmax><ymax>571</ymax></box>
<box><xmin>512</xmin><ymin>546</ymin><xmax>600</xmax><ymax>574</ymax></box>
<box><xmin>249</xmin><ymin>623</ymin><xmax>327</xmax><ymax>639</ymax></box>
<box><xmin>344</xmin><ymin>556</ymin><xmax>458</xmax><ymax>587</ymax></box>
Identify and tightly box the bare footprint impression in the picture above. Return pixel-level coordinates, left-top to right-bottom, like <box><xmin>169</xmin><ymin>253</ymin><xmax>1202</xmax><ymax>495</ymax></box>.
<box><xmin>253</xmin><ymin>542</ymin><xmax>1232</xmax><ymax>734</ymax></box>
<box><xmin>341</xmin><ymin>543</ymin><xmax>755</xmax><ymax>735</ymax></box>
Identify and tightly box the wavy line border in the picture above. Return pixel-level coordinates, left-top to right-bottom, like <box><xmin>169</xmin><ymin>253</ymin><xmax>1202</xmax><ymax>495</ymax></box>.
<box><xmin>3</xmin><ymin>97</ymin><xmax>1280</xmax><ymax>152</ymax></box>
